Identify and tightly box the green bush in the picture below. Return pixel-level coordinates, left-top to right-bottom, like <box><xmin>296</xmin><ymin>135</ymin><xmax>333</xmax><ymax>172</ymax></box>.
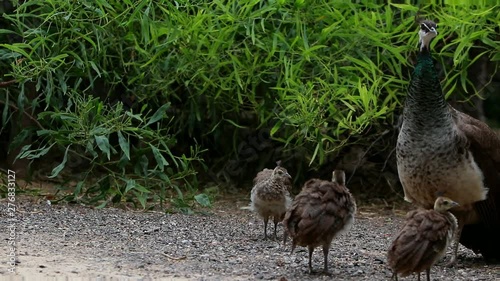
<box><xmin>0</xmin><ymin>1</ymin><xmax>499</xmax><ymax>205</ymax></box>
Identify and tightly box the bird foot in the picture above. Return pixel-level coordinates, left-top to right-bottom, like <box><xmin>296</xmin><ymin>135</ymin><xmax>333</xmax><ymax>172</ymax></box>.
<box><xmin>263</xmin><ymin>231</ymin><xmax>277</xmax><ymax>241</ymax></box>
<box><xmin>264</xmin><ymin>236</ymin><xmax>277</xmax><ymax>242</ymax></box>
<box><xmin>443</xmin><ymin>256</ymin><xmax>458</xmax><ymax>268</ymax></box>
<box><xmin>322</xmin><ymin>270</ymin><xmax>332</xmax><ymax>276</ymax></box>
<box><xmin>307</xmin><ymin>269</ymin><xmax>331</xmax><ymax>276</ymax></box>
<box><xmin>306</xmin><ymin>266</ymin><xmax>332</xmax><ymax>276</ymax></box>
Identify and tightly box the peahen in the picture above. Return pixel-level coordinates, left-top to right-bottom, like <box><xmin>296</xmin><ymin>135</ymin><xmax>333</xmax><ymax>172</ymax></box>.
<box><xmin>396</xmin><ymin>19</ymin><xmax>500</xmax><ymax>263</ymax></box>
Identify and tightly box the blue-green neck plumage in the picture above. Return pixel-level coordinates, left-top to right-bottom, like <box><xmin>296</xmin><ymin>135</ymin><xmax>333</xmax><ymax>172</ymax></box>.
<box><xmin>403</xmin><ymin>47</ymin><xmax>453</xmax><ymax>134</ymax></box>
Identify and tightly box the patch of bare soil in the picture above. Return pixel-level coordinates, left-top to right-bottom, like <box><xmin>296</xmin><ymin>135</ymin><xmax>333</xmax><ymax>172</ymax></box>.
<box><xmin>0</xmin><ymin>196</ymin><xmax>499</xmax><ymax>281</ymax></box>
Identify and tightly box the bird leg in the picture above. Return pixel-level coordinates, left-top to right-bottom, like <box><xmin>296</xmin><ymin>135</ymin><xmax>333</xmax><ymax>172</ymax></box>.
<box><xmin>308</xmin><ymin>245</ymin><xmax>315</xmax><ymax>274</ymax></box>
<box><xmin>322</xmin><ymin>244</ymin><xmax>331</xmax><ymax>275</ymax></box>
<box><xmin>446</xmin><ymin>215</ymin><xmax>464</xmax><ymax>267</ymax></box>
<box><xmin>426</xmin><ymin>268</ymin><xmax>430</xmax><ymax>281</ymax></box>
<box><xmin>273</xmin><ymin>216</ymin><xmax>280</xmax><ymax>240</ymax></box>
<box><xmin>263</xmin><ymin>216</ymin><xmax>269</xmax><ymax>240</ymax></box>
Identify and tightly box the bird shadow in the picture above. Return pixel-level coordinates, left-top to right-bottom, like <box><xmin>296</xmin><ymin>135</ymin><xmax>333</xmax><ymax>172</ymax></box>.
<box><xmin>437</xmin><ymin>253</ymin><xmax>491</xmax><ymax>268</ymax></box>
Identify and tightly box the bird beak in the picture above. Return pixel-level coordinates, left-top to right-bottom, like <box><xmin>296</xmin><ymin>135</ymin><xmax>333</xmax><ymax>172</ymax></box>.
<box><xmin>451</xmin><ymin>201</ymin><xmax>460</xmax><ymax>208</ymax></box>
<box><xmin>430</xmin><ymin>27</ymin><xmax>437</xmax><ymax>35</ymax></box>
<box><xmin>285</xmin><ymin>172</ymin><xmax>292</xmax><ymax>179</ymax></box>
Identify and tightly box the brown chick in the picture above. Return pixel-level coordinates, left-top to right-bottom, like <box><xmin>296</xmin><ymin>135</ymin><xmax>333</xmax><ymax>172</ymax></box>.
<box><xmin>246</xmin><ymin>165</ymin><xmax>293</xmax><ymax>240</ymax></box>
<box><xmin>283</xmin><ymin>170</ymin><xmax>356</xmax><ymax>274</ymax></box>
<box><xmin>387</xmin><ymin>197</ymin><xmax>459</xmax><ymax>281</ymax></box>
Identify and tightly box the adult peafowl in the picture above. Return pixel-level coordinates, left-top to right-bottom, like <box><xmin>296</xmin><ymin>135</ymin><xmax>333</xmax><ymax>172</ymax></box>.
<box><xmin>396</xmin><ymin>19</ymin><xmax>500</xmax><ymax>263</ymax></box>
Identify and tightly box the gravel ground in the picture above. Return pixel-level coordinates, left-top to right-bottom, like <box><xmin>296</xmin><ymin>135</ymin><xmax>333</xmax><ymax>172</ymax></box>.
<box><xmin>0</xmin><ymin>196</ymin><xmax>499</xmax><ymax>281</ymax></box>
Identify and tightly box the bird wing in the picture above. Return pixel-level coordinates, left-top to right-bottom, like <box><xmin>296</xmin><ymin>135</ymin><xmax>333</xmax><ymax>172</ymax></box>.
<box><xmin>388</xmin><ymin>210</ymin><xmax>451</xmax><ymax>276</ymax></box>
<box><xmin>452</xmin><ymin>108</ymin><xmax>500</xmax><ymax>224</ymax></box>
<box><xmin>452</xmin><ymin>108</ymin><xmax>500</xmax><ymax>258</ymax></box>
<box><xmin>284</xmin><ymin>179</ymin><xmax>354</xmax><ymax>247</ymax></box>
<box><xmin>284</xmin><ymin>188</ymin><xmax>321</xmax><ymax>237</ymax></box>
<box><xmin>253</xmin><ymin>169</ymin><xmax>273</xmax><ymax>185</ymax></box>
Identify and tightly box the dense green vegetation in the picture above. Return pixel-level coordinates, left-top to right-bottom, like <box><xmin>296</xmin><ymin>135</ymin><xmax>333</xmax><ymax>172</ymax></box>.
<box><xmin>0</xmin><ymin>1</ymin><xmax>499</xmax><ymax>209</ymax></box>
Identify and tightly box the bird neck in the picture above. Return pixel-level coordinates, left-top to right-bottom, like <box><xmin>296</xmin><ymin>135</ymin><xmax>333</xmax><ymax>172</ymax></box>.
<box><xmin>403</xmin><ymin>48</ymin><xmax>453</xmax><ymax>131</ymax></box>
<box><xmin>268</xmin><ymin>176</ymin><xmax>280</xmax><ymax>184</ymax></box>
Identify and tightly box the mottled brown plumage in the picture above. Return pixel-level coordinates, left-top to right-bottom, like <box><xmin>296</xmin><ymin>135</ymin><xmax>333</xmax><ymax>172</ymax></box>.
<box><xmin>247</xmin><ymin>165</ymin><xmax>293</xmax><ymax>240</ymax></box>
<box><xmin>387</xmin><ymin>197</ymin><xmax>458</xmax><ymax>281</ymax></box>
<box><xmin>396</xmin><ymin>19</ymin><xmax>500</xmax><ymax>262</ymax></box>
<box><xmin>253</xmin><ymin>161</ymin><xmax>292</xmax><ymax>191</ymax></box>
<box><xmin>451</xmin><ymin>109</ymin><xmax>500</xmax><ymax>261</ymax></box>
<box><xmin>283</xmin><ymin>170</ymin><xmax>356</xmax><ymax>274</ymax></box>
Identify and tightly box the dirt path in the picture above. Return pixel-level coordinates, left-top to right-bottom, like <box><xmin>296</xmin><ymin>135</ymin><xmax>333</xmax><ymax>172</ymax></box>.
<box><xmin>0</xmin><ymin>196</ymin><xmax>499</xmax><ymax>280</ymax></box>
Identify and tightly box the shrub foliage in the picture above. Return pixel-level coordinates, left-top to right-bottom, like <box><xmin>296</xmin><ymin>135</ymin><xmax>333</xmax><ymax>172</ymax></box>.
<box><xmin>0</xmin><ymin>1</ymin><xmax>499</xmax><ymax>207</ymax></box>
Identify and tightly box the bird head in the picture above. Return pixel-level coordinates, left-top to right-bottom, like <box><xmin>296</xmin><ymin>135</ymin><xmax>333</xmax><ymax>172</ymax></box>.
<box><xmin>272</xmin><ymin>166</ymin><xmax>291</xmax><ymax>180</ymax></box>
<box><xmin>434</xmin><ymin>196</ymin><xmax>459</xmax><ymax>212</ymax></box>
<box><xmin>332</xmin><ymin>170</ymin><xmax>346</xmax><ymax>186</ymax></box>
<box><xmin>418</xmin><ymin>19</ymin><xmax>438</xmax><ymax>52</ymax></box>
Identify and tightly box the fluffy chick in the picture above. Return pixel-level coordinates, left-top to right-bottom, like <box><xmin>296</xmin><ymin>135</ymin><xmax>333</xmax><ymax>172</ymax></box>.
<box><xmin>387</xmin><ymin>197</ymin><xmax>459</xmax><ymax>281</ymax></box>
<box><xmin>248</xmin><ymin>165</ymin><xmax>293</xmax><ymax>240</ymax></box>
<box><xmin>283</xmin><ymin>170</ymin><xmax>356</xmax><ymax>274</ymax></box>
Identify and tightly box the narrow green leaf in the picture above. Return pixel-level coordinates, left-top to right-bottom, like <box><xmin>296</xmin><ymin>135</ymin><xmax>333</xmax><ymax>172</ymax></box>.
<box><xmin>146</xmin><ymin>103</ymin><xmax>170</xmax><ymax>126</ymax></box>
<box><xmin>270</xmin><ymin>120</ymin><xmax>283</xmax><ymax>136</ymax></box>
<box><xmin>96</xmin><ymin>201</ymin><xmax>108</xmax><ymax>209</ymax></box>
<box><xmin>26</xmin><ymin>144</ymin><xmax>54</xmax><ymax>159</ymax></box>
<box><xmin>149</xmin><ymin>144</ymin><xmax>168</xmax><ymax>171</ymax></box>
<box><xmin>194</xmin><ymin>193</ymin><xmax>211</xmax><ymax>207</ymax></box>
<box><xmin>0</xmin><ymin>29</ymin><xmax>17</xmax><ymax>35</ymax></box>
<box><xmin>388</xmin><ymin>3</ymin><xmax>418</xmax><ymax>11</ymax></box>
<box><xmin>492</xmin><ymin>52</ymin><xmax>500</xmax><ymax>61</ymax></box>
<box><xmin>224</xmin><ymin>118</ymin><xmax>248</xmax><ymax>129</ymax></box>
<box><xmin>136</xmin><ymin>193</ymin><xmax>147</xmax><ymax>209</ymax></box>
<box><xmin>126</xmin><ymin>111</ymin><xmax>144</xmax><ymax>122</ymax></box>
<box><xmin>49</xmin><ymin>146</ymin><xmax>70</xmax><ymax>178</ymax></box>
<box><xmin>0</xmin><ymin>43</ymin><xmax>31</xmax><ymax>58</ymax></box>
<box><xmin>95</xmin><ymin>135</ymin><xmax>111</xmax><ymax>160</ymax></box>
<box><xmin>125</xmin><ymin>179</ymin><xmax>136</xmax><ymax>193</ymax></box>
<box><xmin>134</xmin><ymin>183</ymin><xmax>151</xmax><ymax>193</ymax></box>
<box><xmin>117</xmin><ymin>131</ymin><xmax>130</xmax><ymax>160</ymax></box>
<box><xmin>89</xmin><ymin>61</ymin><xmax>101</xmax><ymax>77</ymax></box>
<box><xmin>15</xmin><ymin>144</ymin><xmax>32</xmax><ymax>161</ymax></box>
<box><xmin>74</xmin><ymin>181</ymin><xmax>84</xmax><ymax>197</ymax></box>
